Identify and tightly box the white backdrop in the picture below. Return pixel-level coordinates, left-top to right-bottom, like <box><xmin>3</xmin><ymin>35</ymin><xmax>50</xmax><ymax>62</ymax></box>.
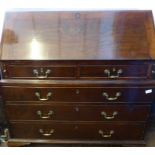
<box><xmin>0</xmin><ymin>0</ymin><xmax>155</xmax><ymax>38</ymax></box>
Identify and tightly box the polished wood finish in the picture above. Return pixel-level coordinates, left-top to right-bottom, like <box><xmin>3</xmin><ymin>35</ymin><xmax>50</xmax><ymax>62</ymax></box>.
<box><xmin>0</xmin><ymin>11</ymin><xmax>155</xmax><ymax>146</ymax></box>
<box><xmin>1</xmin><ymin>11</ymin><xmax>155</xmax><ymax>60</ymax></box>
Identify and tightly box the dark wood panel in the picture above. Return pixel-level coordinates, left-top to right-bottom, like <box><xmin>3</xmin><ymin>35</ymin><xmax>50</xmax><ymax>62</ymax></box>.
<box><xmin>0</xmin><ymin>60</ymin><xmax>152</xmax><ymax>65</ymax></box>
<box><xmin>6</xmin><ymin>104</ymin><xmax>151</xmax><ymax>121</ymax></box>
<box><xmin>9</xmin><ymin>122</ymin><xmax>145</xmax><ymax>140</ymax></box>
<box><xmin>7</xmin><ymin>139</ymin><xmax>146</xmax><ymax>146</ymax></box>
<box><xmin>80</xmin><ymin>65</ymin><xmax>148</xmax><ymax>79</ymax></box>
<box><xmin>2</xmin><ymin>87</ymin><xmax>154</xmax><ymax>102</ymax></box>
<box><xmin>1</xmin><ymin>79</ymin><xmax>155</xmax><ymax>86</ymax></box>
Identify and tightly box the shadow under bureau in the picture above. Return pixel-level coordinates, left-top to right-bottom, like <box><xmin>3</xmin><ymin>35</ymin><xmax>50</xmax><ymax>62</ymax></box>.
<box><xmin>0</xmin><ymin>10</ymin><xmax>155</xmax><ymax>146</ymax></box>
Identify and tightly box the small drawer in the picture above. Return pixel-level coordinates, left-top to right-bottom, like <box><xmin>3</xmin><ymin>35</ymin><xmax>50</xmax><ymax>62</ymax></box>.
<box><xmin>3</xmin><ymin>87</ymin><xmax>154</xmax><ymax>103</ymax></box>
<box><xmin>3</xmin><ymin>65</ymin><xmax>77</xmax><ymax>79</ymax></box>
<box><xmin>80</xmin><ymin>65</ymin><xmax>148</xmax><ymax>79</ymax></box>
<box><xmin>6</xmin><ymin>104</ymin><xmax>151</xmax><ymax>122</ymax></box>
<box><xmin>9</xmin><ymin>122</ymin><xmax>145</xmax><ymax>140</ymax></box>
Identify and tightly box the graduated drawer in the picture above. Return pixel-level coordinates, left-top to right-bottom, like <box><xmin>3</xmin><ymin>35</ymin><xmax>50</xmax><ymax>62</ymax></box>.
<box><xmin>2</xmin><ymin>65</ymin><xmax>76</xmax><ymax>79</ymax></box>
<box><xmin>80</xmin><ymin>65</ymin><xmax>148</xmax><ymax>79</ymax></box>
<box><xmin>6</xmin><ymin>104</ymin><xmax>151</xmax><ymax>121</ymax></box>
<box><xmin>9</xmin><ymin>122</ymin><xmax>145</xmax><ymax>140</ymax></box>
<box><xmin>3</xmin><ymin>87</ymin><xmax>153</xmax><ymax>103</ymax></box>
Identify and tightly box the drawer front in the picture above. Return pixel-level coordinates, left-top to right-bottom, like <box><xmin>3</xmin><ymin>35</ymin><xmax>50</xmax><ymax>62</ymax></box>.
<box><xmin>6</xmin><ymin>104</ymin><xmax>151</xmax><ymax>121</ymax></box>
<box><xmin>3</xmin><ymin>87</ymin><xmax>153</xmax><ymax>102</ymax></box>
<box><xmin>9</xmin><ymin>122</ymin><xmax>145</xmax><ymax>140</ymax></box>
<box><xmin>3</xmin><ymin>65</ymin><xmax>76</xmax><ymax>79</ymax></box>
<box><xmin>80</xmin><ymin>65</ymin><xmax>148</xmax><ymax>79</ymax></box>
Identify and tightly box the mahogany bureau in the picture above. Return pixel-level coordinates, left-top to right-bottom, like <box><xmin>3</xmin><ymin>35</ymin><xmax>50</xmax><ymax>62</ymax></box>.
<box><xmin>0</xmin><ymin>10</ymin><xmax>155</xmax><ymax>146</ymax></box>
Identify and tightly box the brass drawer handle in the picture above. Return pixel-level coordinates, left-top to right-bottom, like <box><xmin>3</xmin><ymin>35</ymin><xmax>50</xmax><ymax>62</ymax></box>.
<box><xmin>101</xmin><ymin>111</ymin><xmax>118</xmax><ymax>120</ymax></box>
<box><xmin>39</xmin><ymin>129</ymin><xmax>54</xmax><ymax>137</ymax></box>
<box><xmin>98</xmin><ymin>130</ymin><xmax>114</xmax><ymax>138</ymax></box>
<box><xmin>104</xmin><ymin>68</ymin><xmax>123</xmax><ymax>78</ymax></box>
<box><xmin>33</xmin><ymin>68</ymin><xmax>51</xmax><ymax>78</ymax></box>
<box><xmin>102</xmin><ymin>92</ymin><xmax>121</xmax><ymax>101</ymax></box>
<box><xmin>35</xmin><ymin>92</ymin><xmax>52</xmax><ymax>101</ymax></box>
<box><xmin>36</xmin><ymin>110</ymin><xmax>54</xmax><ymax>119</ymax></box>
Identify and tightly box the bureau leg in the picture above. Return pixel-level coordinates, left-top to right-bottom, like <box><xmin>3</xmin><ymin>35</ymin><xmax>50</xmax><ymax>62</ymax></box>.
<box><xmin>0</xmin><ymin>128</ymin><xmax>9</xmax><ymax>147</ymax></box>
<box><xmin>0</xmin><ymin>128</ymin><xmax>31</xmax><ymax>147</ymax></box>
<box><xmin>0</xmin><ymin>141</ymin><xmax>8</xmax><ymax>147</ymax></box>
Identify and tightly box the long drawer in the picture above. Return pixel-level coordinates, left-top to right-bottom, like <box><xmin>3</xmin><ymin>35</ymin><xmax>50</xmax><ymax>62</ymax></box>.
<box><xmin>9</xmin><ymin>122</ymin><xmax>145</xmax><ymax>140</ymax></box>
<box><xmin>3</xmin><ymin>87</ymin><xmax>154</xmax><ymax>102</ymax></box>
<box><xmin>6</xmin><ymin>104</ymin><xmax>151</xmax><ymax>121</ymax></box>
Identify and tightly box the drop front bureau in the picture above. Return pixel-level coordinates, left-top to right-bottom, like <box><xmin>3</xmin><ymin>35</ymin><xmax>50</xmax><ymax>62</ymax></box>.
<box><xmin>0</xmin><ymin>10</ymin><xmax>155</xmax><ymax>146</ymax></box>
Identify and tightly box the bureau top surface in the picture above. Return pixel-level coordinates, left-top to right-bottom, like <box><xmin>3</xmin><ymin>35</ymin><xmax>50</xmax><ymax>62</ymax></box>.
<box><xmin>0</xmin><ymin>10</ymin><xmax>155</xmax><ymax>60</ymax></box>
